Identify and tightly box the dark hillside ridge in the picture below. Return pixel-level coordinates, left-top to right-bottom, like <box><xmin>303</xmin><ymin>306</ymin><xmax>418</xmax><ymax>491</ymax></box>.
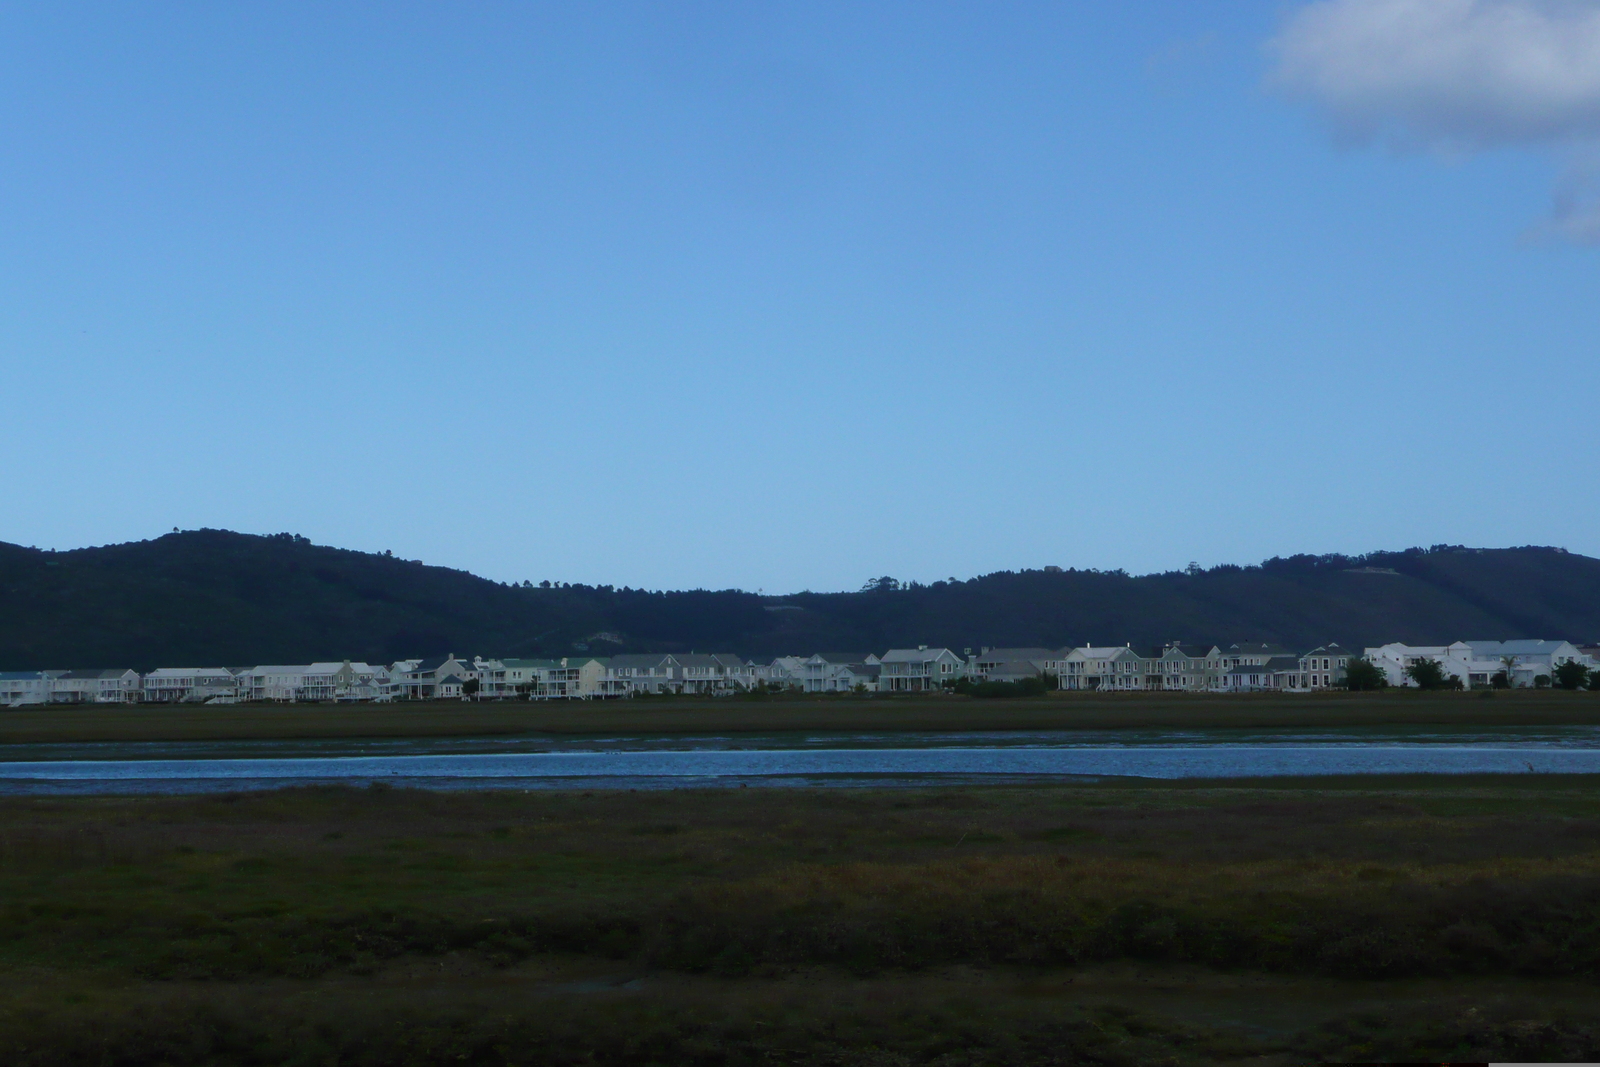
<box><xmin>1</xmin><ymin>531</ymin><xmax>1597</xmax><ymax>669</ymax></box>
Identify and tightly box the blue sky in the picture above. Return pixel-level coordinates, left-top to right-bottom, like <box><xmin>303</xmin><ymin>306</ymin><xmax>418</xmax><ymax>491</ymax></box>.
<box><xmin>2</xmin><ymin>1</ymin><xmax>1597</xmax><ymax>592</ymax></box>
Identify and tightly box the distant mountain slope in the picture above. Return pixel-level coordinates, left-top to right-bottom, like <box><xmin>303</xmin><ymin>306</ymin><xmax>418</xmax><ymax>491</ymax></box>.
<box><xmin>0</xmin><ymin>531</ymin><xmax>1596</xmax><ymax>669</ymax></box>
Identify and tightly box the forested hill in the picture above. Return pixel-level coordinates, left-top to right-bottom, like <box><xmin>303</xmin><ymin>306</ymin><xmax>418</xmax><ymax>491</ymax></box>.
<box><xmin>1</xmin><ymin>530</ymin><xmax>1598</xmax><ymax>669</ymax></box>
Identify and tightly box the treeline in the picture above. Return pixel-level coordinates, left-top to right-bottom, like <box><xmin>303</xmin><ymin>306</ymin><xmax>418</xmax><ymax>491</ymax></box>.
<box><xmin>1</xmin><ymin>531</ymin><xmax>1599</xmax><ymax>668</ymax></box>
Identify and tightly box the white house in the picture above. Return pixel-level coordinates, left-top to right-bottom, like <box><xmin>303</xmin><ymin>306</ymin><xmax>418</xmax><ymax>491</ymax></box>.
<box><xmin>51</xmin><ymin>668</ymin><xmax>142</xmax><ymax>704</ymax></box>
<box><xmin>0</xmin><ymin>671</ymin><xmax>54</xmax><ymax>706</ymax></box>
<box><xmin>298</xmin><ymin>662</ymin><xmax>390</xmax><ymax>701</ymax></box>
<box><xmin>1147</xmin><ymin>644</ymin><xmax>1222</xmax><ymax>691</ymax></box>
<box><xmin>1293</xmin><ymin>645</ymin><xmax>1354</xmax><ymax>690</ymax></box>
<box><xmin>240</xmin><ymin>666</ymin><xmax>312</xmax><ymax>702</ymax></box>
<box><xmin>475</xmin><ymin>658</ymin><xmax>543</xmax><ymax>699</ymax></box>
<box><xmin>801</xmin><ymin>653</ymin><xmax>881</xmax><ymax>692</ymax></box>
<box><xmin>396</xmin><ymin>655</ymin><xmax>477</xmax><ymax>700</ymax></box>
<box><xmin>833</xmin><ymin>662</ymin><xmax>880</xmax><ymax>691</ymax></box>
<box><xmin>1059</xmin><ymin>646</ymin><xmax>1145</xmax><ymax>690</ymax></box>
<box><xmin>1363</xmin><ymin>642</ymin><xmax>1503</xmax><ymax>688</ymax></box>
<box><xmin>1216</xmin><ymin>655</ymin><xmax>1302</xmax><ymax>692</ymax></box>
<box><xmin>1219</xmin><ymin>643</ymin><xmax>1296</xmax><ymax>669</ymax></box>
<box><xmin>878</xmin><ymin>647</ymin><xmax>965</xmax><ymax>691</ymax></box>
<box><xmin>966</xmin><ymin>648</ymin><xmax>1060</xmax><ymax>682</ymax></box>
<box><xmin>144</xmin><ymin>668</ymin><xmax>244</xmax><ymax>703</ymax></box>
<box><xmin>766</xmin><ymin>656</ymin><xmax>807</xmax><ymax>690</ymax></box>
<box><xmin>600</xmin><ymin>654</ymin><xmax>679</xmax><ymax>696</ymax></box>
<box><xmin>535</xmin><ymin>657</ymin><xmax>608</xmax><ymax>699</ymax></box>
<box><xmin>675</xmin><ymin>653</ymin><xmax>749</xmax><ymax>694</ymax></box>
<box><xmin>1465</xmin><ymin>640</ymin><xmax>1594</xmax><ymax>687</ymax></box>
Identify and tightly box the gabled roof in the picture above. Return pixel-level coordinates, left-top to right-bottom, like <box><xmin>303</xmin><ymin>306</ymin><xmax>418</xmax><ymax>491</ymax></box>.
<box><xmin>607</xmin><ymin>653</ymin><xmax>677</xmax><ymax>669</ymax></box>
<box><xmin>1070</xmin><ymin>646</ymin><xmax>1141</xmax><ymax>660</ymax></box>
<box><xmin>1468</xmin><ymin>639</ymin><xmax>1574</xmax><ymax>655</ymax></box>
<box><xmin>809</xmin><ymin>653</ymin><xmax>872</xmax><ymax>665</ymax></box>
<box><xmin>976</xmin><ymin>648</ymin><xmax>1057</xmax><ymax>662</ymax></box>
<box><xmin>880</xmin><ymin>648</ymin><xmax>959</xmax><ymax>663</ymax></box>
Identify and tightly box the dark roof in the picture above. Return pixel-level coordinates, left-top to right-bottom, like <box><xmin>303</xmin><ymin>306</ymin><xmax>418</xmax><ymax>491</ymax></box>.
<box><xmin>978</xmin><ymin>648</ymin><xmax>1057</xmax><ymax>662</ymax></box>
<box><xmin>1228</xmin><ymin>642</ymin><xmax>1293</xmax><ymax>656</ymax></box>
<box><xmin>607</xmin><ymin>653</ymin><xmax>675</xmax><ymax>668</ymax></box>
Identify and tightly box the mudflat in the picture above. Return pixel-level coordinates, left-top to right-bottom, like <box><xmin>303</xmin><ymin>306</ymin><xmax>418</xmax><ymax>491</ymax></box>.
<box><xmin>5</xmin><ymin>776</ymin><xmax>1600</xmax><ymax>1063</ymax></box>
<box><xmin>1</xmin><ymin>689</ymin><xmax>1599</xmax><ymax>744</ymax></box>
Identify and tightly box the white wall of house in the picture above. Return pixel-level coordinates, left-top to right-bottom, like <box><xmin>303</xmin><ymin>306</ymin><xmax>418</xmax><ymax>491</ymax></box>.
<box><xmin>145</xmin><ymin>668</ymin><xmax>243</xmax><ymax>703</ymax></box>
<box><xmin>0</xmin><ymin>672</ymin><xmax>53</xmax><ymax>705</ymax></box>
<box><xmin>878</xmin><ymin>647</ymin><xmax>965</xmax><ymax>691</ymax></box>
<box><xmin>1059</xmin><ymin>646</ymin><xmax>1145</xmax><ymax>690</ymax></box>
<box><xmin>51</xmin><ymin>669</ymin><xmax>142</xmax><ymax>703</ymax></box>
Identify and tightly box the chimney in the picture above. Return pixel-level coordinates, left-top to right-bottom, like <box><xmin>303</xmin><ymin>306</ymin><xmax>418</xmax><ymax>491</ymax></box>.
<box><xmin>918</xmin><ymin>644</ymin><xmax>927</xmax><ymax>651</ymax></box>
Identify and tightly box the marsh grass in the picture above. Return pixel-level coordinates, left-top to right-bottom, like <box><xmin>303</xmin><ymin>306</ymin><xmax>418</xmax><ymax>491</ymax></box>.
<box><xmin>2</xmin><ymin>688</ymin><xmax>1598</xmax><ymax>745</ymax></box>
<box><xmin>7</xmin><ymin>779</ymin><xmax>1600</xmax><ymax>1062</ymax></box>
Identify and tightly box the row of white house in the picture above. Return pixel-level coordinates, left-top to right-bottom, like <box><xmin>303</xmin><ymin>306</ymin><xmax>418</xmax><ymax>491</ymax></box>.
<box><xmin>1362</xmin><ymin>640</ymin><xmax>1597</xmax><ymax>689</ymax></box>
<box><xmin>3</xmin><ymin>639</ymin><xmax>1594</xmax><ymax>706</ymax></box>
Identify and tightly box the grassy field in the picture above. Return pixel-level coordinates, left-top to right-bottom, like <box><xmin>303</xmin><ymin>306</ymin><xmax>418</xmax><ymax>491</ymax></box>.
<box><xmin>1</xmin><ymin>688</ymin><xmax>1599</xmax><ymax>745</ymax></box>
<box><xmin>6</xmin><ymin>777</ymin><xmax>1600</xmax><ymax>1063</ymax></box>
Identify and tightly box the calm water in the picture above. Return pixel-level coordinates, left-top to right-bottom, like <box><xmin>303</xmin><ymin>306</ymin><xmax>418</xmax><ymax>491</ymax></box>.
<box><xmin>2</xmin><ymin>727</ymin><xmax>1599</xmax><ymax>794</ymax></box>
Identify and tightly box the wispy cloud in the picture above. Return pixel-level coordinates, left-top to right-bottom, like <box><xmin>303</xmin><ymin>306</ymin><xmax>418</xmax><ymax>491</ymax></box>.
<box><xmin>1269</xmin><ymin>0</ymin><xmax>1600</xmax><ymax>242</ymax></box>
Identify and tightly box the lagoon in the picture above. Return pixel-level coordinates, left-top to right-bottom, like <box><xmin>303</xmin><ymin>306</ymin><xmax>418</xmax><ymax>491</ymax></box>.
<box><xmin>3</xmin><ymin>726</ymin><xmax>1600</xmax><ymax>793</ymax></box>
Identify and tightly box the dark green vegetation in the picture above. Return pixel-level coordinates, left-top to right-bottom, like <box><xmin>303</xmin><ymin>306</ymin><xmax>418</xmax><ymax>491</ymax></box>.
<box><xmin>2</xmin><ymin>690</ymin><xmax>1599</xmax><ymax>745</ymax></box>
<box><xmin>1343</xmin><ymin>658</ymin><xmax>1388</xmax><ymax>691</ymax></box>
<box><xmin>8</xmin><ymin>779</ymin><xmax>1600</xmax><ymax>1063</ymax></box>
<box><xmin>4</xmin><ymin>530</ymin><xmax>1600</xmax><ymax>667</ymax></box>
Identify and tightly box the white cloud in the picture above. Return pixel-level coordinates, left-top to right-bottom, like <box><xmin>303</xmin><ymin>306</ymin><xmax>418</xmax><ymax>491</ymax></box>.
<box><xmin>1271</xmin><ymin>0</ymin><xmax>1600</xmax><ymax>242</ymax></box>
<box><xmin>1272</xmin><ymin>0</ymin><xmax>1600</xmax><ymax>149</ymax></box>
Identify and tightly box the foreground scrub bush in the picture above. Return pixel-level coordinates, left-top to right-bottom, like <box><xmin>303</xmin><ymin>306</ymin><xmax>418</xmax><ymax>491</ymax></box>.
<box><xmin>639</xmin><ymin>859</ymin><xmax>1600</xmax><ymax>979</ymax></box>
